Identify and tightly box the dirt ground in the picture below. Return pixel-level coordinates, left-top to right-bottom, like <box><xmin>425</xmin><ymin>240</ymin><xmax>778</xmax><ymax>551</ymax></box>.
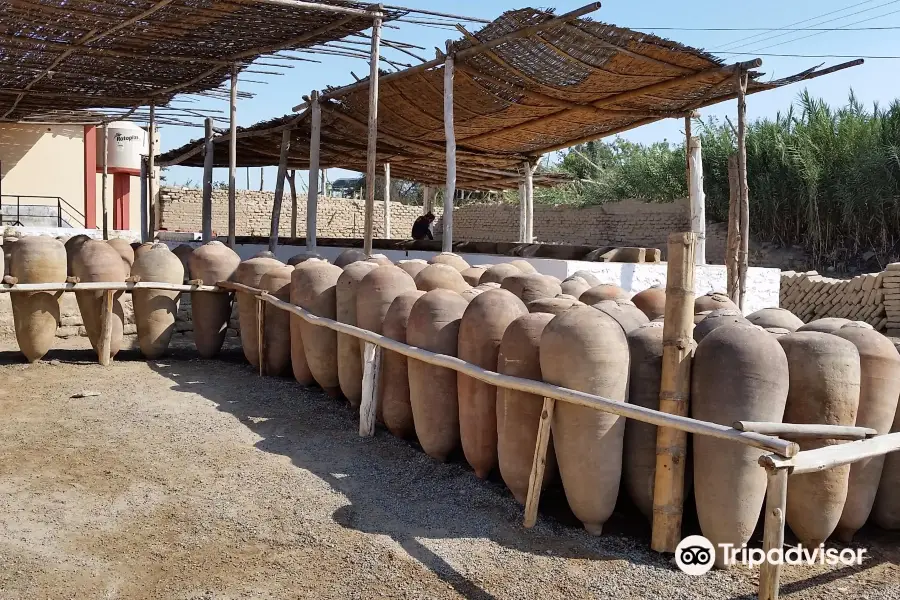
<box><xmin>0</xmin><ymin>334</ymin><xmax>897</xmax><ymax>600</ymax></box>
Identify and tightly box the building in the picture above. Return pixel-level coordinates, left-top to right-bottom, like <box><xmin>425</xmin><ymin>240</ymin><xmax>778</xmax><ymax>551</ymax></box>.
<box><xmin>0</xmin><ymin>121</ymin><xmax>157</xmax><ymax>232</ymax></box>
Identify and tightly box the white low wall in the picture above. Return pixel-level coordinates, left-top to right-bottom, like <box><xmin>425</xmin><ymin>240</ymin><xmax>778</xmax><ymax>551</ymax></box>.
<box><xmin>162</xmin><ymin>242</ymin><xmax>779</xmax><ymax>315</ymax></box>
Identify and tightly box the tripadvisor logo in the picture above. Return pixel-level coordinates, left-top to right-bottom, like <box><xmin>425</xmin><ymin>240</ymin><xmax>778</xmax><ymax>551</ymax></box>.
<box><xmin>675</xmin><ymin>535</ymin><xmax>867</xmax><ymax>576</ymax></box>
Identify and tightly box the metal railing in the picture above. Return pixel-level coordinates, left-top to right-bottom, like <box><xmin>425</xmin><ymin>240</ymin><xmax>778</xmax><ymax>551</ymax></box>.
<box><xmin>1</xmin><ymin>276</ymin><xmax>899</xmax><ymax>600</ymax></box>
<box><xmin>0</xmin><ymin>194</ymin><xmax>86</xmax><ymax>228</ymax></box>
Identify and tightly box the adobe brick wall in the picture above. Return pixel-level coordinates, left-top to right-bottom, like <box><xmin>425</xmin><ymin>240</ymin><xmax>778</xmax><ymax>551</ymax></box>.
<box><xmin>157</xmin><ymin>187</ymin><xmax>692</xmax><ymax>256</ymax></box>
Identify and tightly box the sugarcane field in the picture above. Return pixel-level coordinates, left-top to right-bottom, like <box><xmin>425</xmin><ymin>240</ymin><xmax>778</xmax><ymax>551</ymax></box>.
<box><xmin>1</xmin><ymin>1</ymin><xmax>899</xmax><ymax>599</ymax></box>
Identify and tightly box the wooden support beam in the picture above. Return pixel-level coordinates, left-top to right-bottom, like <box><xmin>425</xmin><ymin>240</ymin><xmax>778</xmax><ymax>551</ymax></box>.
<box><xmin>524</xmin><ymin>162</ymin><xmax>535</xmax><ymax>243</ymax></box>
<box><xmin>758</xmin><ymin>467</ymin><xmax>788</xmax><ymax>600</ymax></box>
<box><xmin>735</xmin><ymin>421</ymin><xmax>878</xmax><ymax>440</ymax></box>
<box><xmin>518</xmin><ymin>180</ymin><xmax>526</xmax><ymax>243</ymax></box>
<box><xmin>760</xmin><ymin>432</ymin><xmax>900</xmax><ymax>475</ymax></box>
<box><xmin>726</xmin><ymin>155</ymin><xmax>741</xmax><ymax>305</ymax></box>
<box><xmin>307</xmin><ymin>91</ymin><xmax>322</xmax><ymax>252</ymax></box>
<box><xmin>364</xmin><ymin>13</ymin><xmax>383</xmax><ymax>257</ymax></box>
<box><xmin>443</xmin><ymin>52</ymin><xmax>456</xmax><ymax>253</ymax></box>
<box><xmin>269</xmin><ymin>128</ymin><xmax>292</xmax><ymax>252</ymax></box>
<box><xmin>228</xmin><ymin>64</ymin><xmax>238</xmax><ymax>248</ymax></box>
<box><xmin>147</xmin><ymin>103</ymin><xmax>156</xmax><ymax>242</ymax></box>
<box><xmin>651</xmin><ymin>232</ymin><xmax>697</xmax><ymax>553</ymax></box>
<box><xmin>523</xmin><ymin>397</ymin><xmax>555</xmax><ymax>528</ymax></box>
<box><xmin>735</xmin><ymin>70</ymin><xmax>750</xmax><ymax>312</ymax></box>
<box><xmin>359</xmin><ymin>342</ymin><xmax>382</xmax><ymax>437</ymax></box>
<box><xmin>688</xmin><ymin>136</ymin><xmax>706</xmax><ymax>265</ymax></box>
<box><xmin>288</xmin><ymin>170</ymin><xmax>298</xmax><ymax>238</ymax></box>
<box><xmin>101</xmin><ymin>125</ymin><xmax>109</xmax><ymax>240</ymax></box>
<box><xmin>97</xmin><ymin>289</ymin><xmax>115</xmax><ymax>366</ymax></box>
<box><xmin>257</xmin><ymin>296</ymin><xmax>266</xmax><ymax>377</ymax></box>
<box><xmin>384</xmin><ymin>163</ymin><xmax>391</xmax><ymax>238</ymax></box>
<box><xmin>201</xmin><ymin>117</ymin><xmax>214</xmax><ymax>242</ymax></box>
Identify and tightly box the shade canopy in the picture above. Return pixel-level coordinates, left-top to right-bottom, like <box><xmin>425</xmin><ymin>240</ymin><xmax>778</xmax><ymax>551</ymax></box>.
<box><xmin>159</xmin><ymin>6</ymin><xmax>861</xmax><ymax>189</ymax></box>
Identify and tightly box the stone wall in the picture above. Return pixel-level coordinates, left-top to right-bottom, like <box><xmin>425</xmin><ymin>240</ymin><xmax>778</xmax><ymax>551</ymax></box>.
<box><xmin>157</xmin><ymin>186</ymin><xmax>690</xmax><ymax>256</ymax></box>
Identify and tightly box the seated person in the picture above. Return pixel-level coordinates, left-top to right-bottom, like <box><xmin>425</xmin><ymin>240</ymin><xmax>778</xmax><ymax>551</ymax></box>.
<box><xmin>411</xmin><ymin>212</ymin><xmax>436</xmax><ymax>241</ymax></box>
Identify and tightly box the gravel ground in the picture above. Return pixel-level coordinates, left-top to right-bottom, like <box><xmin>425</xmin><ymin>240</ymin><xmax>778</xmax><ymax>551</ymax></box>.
<box><xmin>0</xmin><ymin>334</ymin><xmax>897</xmax><ymax>600</ymax></box>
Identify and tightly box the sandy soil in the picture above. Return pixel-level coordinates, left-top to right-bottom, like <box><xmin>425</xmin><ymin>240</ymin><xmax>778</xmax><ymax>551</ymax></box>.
<box><xmin>0</xmin><ymin>334</ymin><xmax>897</xmax><ymax>600</ymax></box>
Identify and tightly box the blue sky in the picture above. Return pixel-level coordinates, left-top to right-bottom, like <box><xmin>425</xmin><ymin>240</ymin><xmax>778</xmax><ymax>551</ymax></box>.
<box><xmin>163</xmin><ymin>0</ymin><xmax>900</xmax><ymax>189</ymax></box>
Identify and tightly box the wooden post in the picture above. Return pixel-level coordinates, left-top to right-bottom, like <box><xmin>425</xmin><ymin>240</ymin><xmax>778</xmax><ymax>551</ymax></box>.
<box><xmin>523</xmin><ymin>397</ymin><xmax>556</xmax><ymax>528</ymax></box>
<box><xmin>384</xmin><ymin>163</ymin><xmax>391</xmax><ymax>239</ymax></box>
<box><xmin>726</xmin><ymin>155</ymin><xmax>741</xmax><ymax>305</ymax></box>
<box><xmin>288</xmin><ymin>170</ymin><xmax>298</xmax><ymax>238</ymax></box>
<box><xmin>228</xmin><ymin>64</ymin><xmax>238</xmax><ymax>248</ymax></box>
<box><xmin>307</xmin><ymin>90</ymin><xmax>321</xmax><ymax>253</ymax></box>
<box><xmin>269</xmin><ymin>128</ymin><xmax>291</xmax><ymax>253</ymax></box>
<box><xmin>651</xmin><ymin>232</ymin><xmax>697</xmax><ymax>553</ymax></box>
<box><xmin>422</xmin><ymin>185</ymin><xmax>433</xmax><ymax>215</ymax></box>
<box><xmin>363</xmin><ymin>13</ymin><xmax>383</xmax><ymax>257</ymax></box>
<box><xmin>688</xmin><ymin>136</ymin><xmax>706</xmax><ymax>265</ymax></box>
<box><xmin>97</xmin><ymin>289</ymin><xmax>115</xmax><ymax>366</ymax></box>
<box><xmin>201</xmin><ymin>117</ymin><xmax>214</xmax><ymax>242</ymax></box>
<box><xmin>443</xmin><ymin>51</ymin><xmax>456</xmax><ymax>253</ymax></box>
<box><xmin>359</xmin><ymin>342</ymin><xmax>382</xmax><ymax>437</ymax></box>
<box><xmin>101</xmin><ymin>125</ymin><xmax>109</xmax><ymax>239</ymax></box>
<box><xmin>735</xmin><ymin>70</ymin><xmax>750</xmax><ymax>312</ymax></box>
<box><xmin>147</xmin><ymin>102</ymin><xmax>156</xmax><ymax>243</ymax></box>
<box><xmin>256</xmin><ymin>295</ymin><xmax>266</xmax><ymax>377</ymax></box>
<box><xmin>518</xmin><ymin>180</ymin><xmax>526</xmax><ymax>243</ymax></box>
<box><xmin>684</xmin><ymin>115</ymin><xmax>692</xmax><ymax>182</ymax></box>
<box><xmin>524</xmin><ymin>161</ymin><xmax>534</xmax><ymax>243</ymax></box>
<box><xmin>759</xmin><ymin>467</ymin><xmax>788</xmax><ymax>600</ymax></box>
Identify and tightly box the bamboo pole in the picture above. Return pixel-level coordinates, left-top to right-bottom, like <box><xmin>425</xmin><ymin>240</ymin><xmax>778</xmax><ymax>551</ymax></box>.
<box><xmin>651</xmin><ymin>232</ymin><xmax>697</xmax><ymax>553</ymax></box>
<box><xmin>363</xmin><ymin>13</ymin><xmax>383</xmax><ymax>257</ymax></box>
<box><xmin>0</xmin><ymin>282</ymin><xmax>221</xmax><ymax>293</ymax></box>
<box><xmin>230</xmin><ymin>284</ymin><xmax>796</xmax><ymax>457</ymax></box>
<box><xmin>523</xmin><ymin>397</ymin><xmax>555</xmax><ymax>528</ymax></box>
<box><xmin>147</xmin><ymin>102</ymin><xmax>156</xmax><ymax>242</ymax></box>
<box><xmin>269</xmin><ymin>128</ymin><xmax>292</xmax><ymax>253</ymax></box>
<box><xmin>228</xmin><ymin>63</ymin><xmax>238</xmax><ymax>248</ymax></box>
<box><xmin>688</xmin><ymin>136</ymin><xmax>706</xmax><ymax>265</ymax></box>
<box><xmin>735</xmin><ymin>70</ymin><xmax>750</xmax><ymax>311</ymax></box>
<box><xmin>518</xmin><ymin>180</ymin><xmax>526</xmax><ymax>243</ymax></box>
<box><xmin>443</xmin><ymin>52</ymin><xmax>456</xmax><ymax>252</ymax></box>
<box><xmin>97</xmin><ymin>289</ymin><xmax>115</xmax><ymax>366</ymax></box>
<box><xmin>726</xmin><ymin>155</ymin><xmax>741</xmax><ymax>305</ymax></box>
<box><xmin>684</xmin><ymin>115</ymin><xmax>691</xmax><ymax>186</ymax></box>
<box><xmin>307</xmin><ymin>90</ymin><xmax>321</xmax><ymax>252</ymax></box>
<box><xmin>423</xmin><ymin>185</ymin><xmax>432</xmax><ymax>215</ymax></box>
<box><xmin>758</xmin><ymin>468</ymin><xmax>788</xmax><ymax>600</ymax></box>
<box><xmin>734</xmin><ymin>421</ymin><xmax>877</xmax><ymax>440</ymax></box>
<box><xmin>101</xmin><ymin>125</ymin><xmax>109</xmax><ymax>239</ymax></box>
<box><xmin>384</xmin><ymin>163</ymin><xmax>391</xmax><ymax>238</ymax></box>
<box><xmin>201</xmin><ymin>117</ymin><xmax>214</xmax><ymax>242</ymax></box>
<box><xmin>359</xmin><ymin>342</ymin><xmax>382</xmax><ymax>437</ymax></box>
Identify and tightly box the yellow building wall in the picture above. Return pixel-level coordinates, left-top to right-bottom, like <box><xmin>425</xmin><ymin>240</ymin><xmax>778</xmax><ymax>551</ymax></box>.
<box><xmin>0</xmin><ymin>123</ymin><xmax>86</xmax><ymax>225</ymax></box>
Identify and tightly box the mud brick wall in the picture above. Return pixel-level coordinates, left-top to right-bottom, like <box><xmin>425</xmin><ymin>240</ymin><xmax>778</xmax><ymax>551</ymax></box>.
<box><xmin>780</xmin><ymin>270</ymin><xmax>887</xmax><ymax>331</ymax></box>
<box><xmin>157</xmin><ymin>187</ymin><xmax>691</xmax><ymax>256</ymax></box>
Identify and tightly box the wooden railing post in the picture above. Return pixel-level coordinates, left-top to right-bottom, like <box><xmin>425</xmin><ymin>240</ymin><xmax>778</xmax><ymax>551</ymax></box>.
<box><xmin>359</xmin><ymin>342</ymin><xmax>382</xmax><ymax>437</ymax></box>
<box><xmin>98</xmin><ymin>289</ymin><xmax>115</xmax><ymax>366</ymax></box>
<box><xmin>523</xmin><ymin>397</ymin><xmax>556</xmax><ymax>528</ymax></box>
<box><xmin>759</xmin><ymin>466</ymin><xmax>788</xmax><ymax>600</ymax></box>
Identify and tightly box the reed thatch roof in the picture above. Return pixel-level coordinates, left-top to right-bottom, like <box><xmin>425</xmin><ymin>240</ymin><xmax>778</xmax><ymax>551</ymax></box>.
<box><xmin>0</xmin><ymin>0</ymin><xmax>403</xmax><ymax>123</ymax></box>
<box><xmin>159</xmin><ymin>6</ymin><xmax>862</xmax><ymax>189</ymax></box>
